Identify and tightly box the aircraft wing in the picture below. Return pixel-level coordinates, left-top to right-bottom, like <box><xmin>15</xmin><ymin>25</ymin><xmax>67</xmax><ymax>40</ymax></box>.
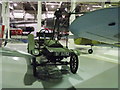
<box><xmin>69</xmin><ymin>7</ymin><xmax>120</xmax><ymax>45</ymax></box>
<box><xmin>74</xmin><ymin>37</ymin><xmax>120</xmax><ymax>47</ymax></box>
<box><xmin>0</xmin><ymin>47</ymin><xmax>34</xmax><ymax>58</ymax></box>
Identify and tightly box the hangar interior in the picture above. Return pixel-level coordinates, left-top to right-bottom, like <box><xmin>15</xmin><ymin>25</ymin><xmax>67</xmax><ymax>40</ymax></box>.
<box><xmin>0</xmin><ymin>0</ymin><xmax>119</xmax><ymax>89</ymax></box>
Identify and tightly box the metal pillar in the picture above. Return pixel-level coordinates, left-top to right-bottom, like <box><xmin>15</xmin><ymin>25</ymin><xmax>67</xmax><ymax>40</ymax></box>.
<box><xmin>37</xmin><ymin>0</ymin><xmax>42</xmax><ymax>33</ymax></box>
<box><xmin>2</xmin><ymin>0</ymin><xmax>10</xmax><ymax>39</ymax></box>
<box><xmin>70</xmin><ymin>0</ymin><xmax>76</xmax><ymax>24</ymax></box>
<box><xmin>68</xmin><ymin>0</ymin><xmax>76</xmax><ymax>49</ymax></box>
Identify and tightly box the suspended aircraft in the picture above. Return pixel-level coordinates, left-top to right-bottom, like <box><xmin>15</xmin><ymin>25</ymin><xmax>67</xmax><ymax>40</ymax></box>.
<box><xmin>69</xmin><ymin>6</ymin><xmax>120</xmax><ymax>54</ymax></box>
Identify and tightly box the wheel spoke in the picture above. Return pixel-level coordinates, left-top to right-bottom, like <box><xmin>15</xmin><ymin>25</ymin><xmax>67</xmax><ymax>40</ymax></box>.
<box><xmin>70</xmin><ymin>54</ymin><xmax>79</xmax><ymax>74</ymax></box>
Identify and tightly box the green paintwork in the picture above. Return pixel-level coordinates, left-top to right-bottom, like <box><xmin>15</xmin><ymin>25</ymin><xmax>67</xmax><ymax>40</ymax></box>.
<box><xmin>28</xmin><ymin>34</ymin><xmax>35</xmax><ymax>53</ymax></box>
<box><xmin>44</xmin><ymin>40</ymin><xmax>60</xmax><ymax>46</ymax></box>
<box><xmin>74</xmin><ymin>37</ymin><xmax>105</xmax><ymax>45</ymax></box>
<box><xmin>74</xmin><ymin>37</ymin><xmax>120</xmax><ymax>48</ymax></box>
<box><xmin>46</xmin><ymin>46</ymin><xmax>72</xmax><ymax>53</ymax></box>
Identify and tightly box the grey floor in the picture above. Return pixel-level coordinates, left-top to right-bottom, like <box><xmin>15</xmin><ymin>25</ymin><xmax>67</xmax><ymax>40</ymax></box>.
<box><xmin>0</xmin><ymin>40</ymin><xmax>119</xmax><ymax>89</ymax></box>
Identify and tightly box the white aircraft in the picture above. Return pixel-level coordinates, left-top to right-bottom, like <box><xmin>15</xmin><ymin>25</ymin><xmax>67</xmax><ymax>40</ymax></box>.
<box><xmin>69</xmin><ymin>6</ymin><xmax>120</xmax><ymax>54</ymax></box>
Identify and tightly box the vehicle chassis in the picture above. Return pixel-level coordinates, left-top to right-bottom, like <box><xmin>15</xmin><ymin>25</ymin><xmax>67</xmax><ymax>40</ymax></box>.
<box><xmin>28</xmin><ymin>29</ymin><xmax>79</xmax><ymax>77</ymax></box>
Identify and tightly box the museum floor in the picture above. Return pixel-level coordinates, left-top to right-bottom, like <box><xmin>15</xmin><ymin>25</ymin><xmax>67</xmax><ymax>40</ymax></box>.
<box><xmin>0</xmin><ymin>40</ymin><xmax>119</xmax><ymax>89</ymax></box>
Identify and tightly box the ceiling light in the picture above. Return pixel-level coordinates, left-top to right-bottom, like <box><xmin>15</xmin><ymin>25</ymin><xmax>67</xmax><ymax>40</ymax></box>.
<box><xmin>65</xmin><ymin>8</ymin><xmax>68</xmax><ymax>11</ymax></box>
<box><xmin>13</xmin><ymin>57</ymin><xmax>19</xmax><ymax>61</ymax></box>
<box><xmin>14</xmin><ymin>3</ymin><xmax>17</xmax><ymax>7</ymax></box>
<box><xmin>51</xmin><ymin>5</ymin><xmax>54</xmax><ymax>8</ymax></box>
<box><xmin>87</xmin><ymin>7</ymin><xmax>90</xmax><ymax>10</ymax></box>
<box><xmin>92</xmin><ymin>5</ymin><xmax>102</xmax><ymax>8</ymax></box>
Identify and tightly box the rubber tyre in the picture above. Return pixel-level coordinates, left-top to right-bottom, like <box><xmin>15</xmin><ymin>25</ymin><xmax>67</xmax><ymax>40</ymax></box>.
<box><xmin>27</xmin><ymin>44</ymin><xmax>29</xmax><ymax>53</ymax></box>
<box><xmin>88</xmin><ymin>49</ymin><xmax>93</xmax><ymax>54</ymax></box>
<box><xmin>32</xmin><ymin>57</ymin><xmax>37</xmax><ymax>77</ymax></box>
<box><xmin>70</xmin><ymin>53</ymin><xmax>79</xmax><ymax>74</ymax></box>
